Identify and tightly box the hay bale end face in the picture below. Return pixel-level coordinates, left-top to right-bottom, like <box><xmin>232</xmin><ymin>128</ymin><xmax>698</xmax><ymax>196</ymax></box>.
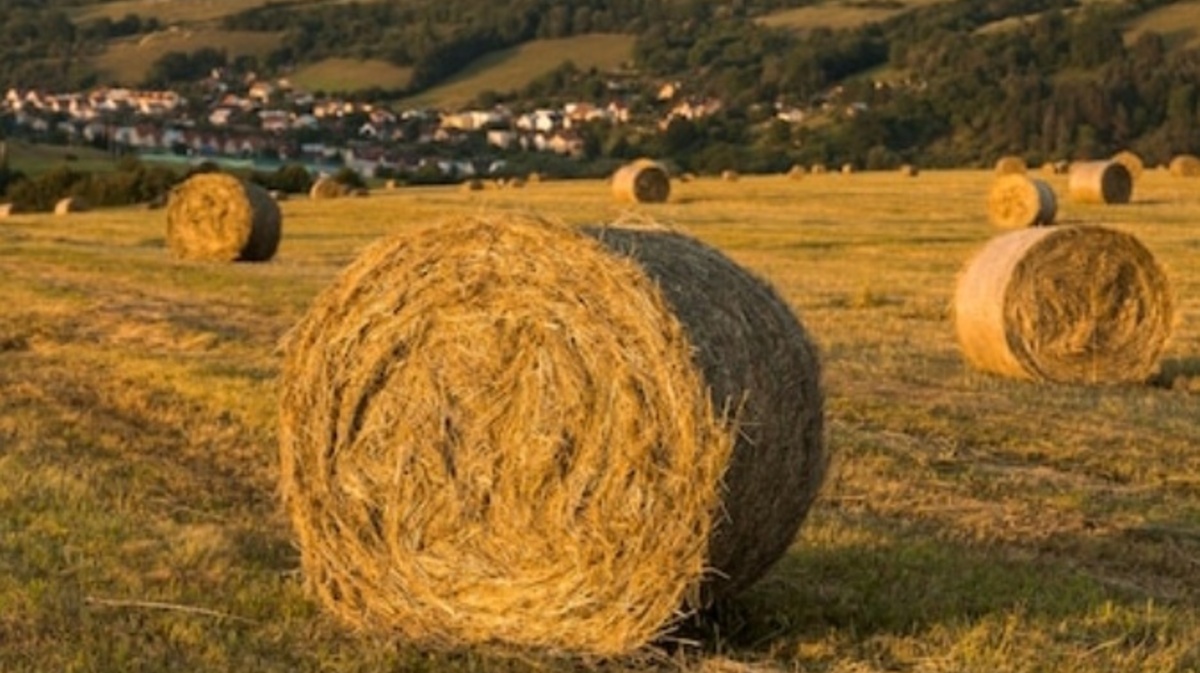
<box><xmin>612</xmin><ymin>159</ymin><xmax>671</xmax><ymax>203</ymax></box>
<box><xmin>54</xmin><ymin>197</ymin><xmax>89</xmax><ymax>215</ymax></box>
<box><xmin>994</xmin><ymin>155</ymin><xmax>1027</xmax><ymax>175</ymax></box>
<box><xmin>987</xmin><ymin>174</ymin><xmax>1056</xmax><ymax>229</ymax></box>
<box><xmin>1068</xmin><ymin>161</ymin><xmax>1132</xmax><ymax>204</ymax></box>
<box><xmin>278</xmin><ymin>214</ymin><xmax>825</xmax><ymax>655</ymax></box>
<box><xmin>955</xmin><ymin>225</ymin><xmax>1173</xmax><ymax>385</ymax></box>
<box><xmin>1169</xmin><ymin>154</ymin><xmax>1200</xmax><ymax>177</ymax></box>
<box><xmin>166</xmin><ymin>172</ymin><xmax>281</xmax><ymax>262</ymax></box>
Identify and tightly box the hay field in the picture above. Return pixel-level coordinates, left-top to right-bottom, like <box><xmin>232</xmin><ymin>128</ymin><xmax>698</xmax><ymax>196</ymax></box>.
<box><xmin>1</xmin><ymin>170</ymin><xmax>1198</xmax><ymax>672</ymax></box>
<box><xmin>72</xmin><ymin>0</ymin><xmax>285</xmax><ymax>25</ymax></box>
<box><xmin>1124</xmin><ymin>0</ymin><xmax>1200</xmax><ymax>50</ymax></box>
<box><xmin>400</xmin><ymin>34</ymin><xmax>635</xmax><ymax>109</ymax></box>
<box><xmin>289</xmin><ymin>58</ymin><xmax>414</xmax><ymax>94</ymax></box>
<box><xmin>95</xmin><ymin>29</ymin><xmax>283</xmax><ymax>85</ymax></box>
<box><xmin>757</xmin><ymin>0</ymin><xmax>954</xmax><ymax>31</ymax></box>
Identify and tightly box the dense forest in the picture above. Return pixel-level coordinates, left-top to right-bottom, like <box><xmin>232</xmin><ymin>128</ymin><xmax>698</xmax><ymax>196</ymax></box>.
<box><xmin>2</xmin><ymin>0</ymin><xmax>1199</xmax><ymax>170</ymax></box>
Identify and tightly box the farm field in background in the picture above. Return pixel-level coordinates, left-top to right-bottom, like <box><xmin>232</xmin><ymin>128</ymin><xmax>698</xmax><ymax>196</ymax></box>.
<box><xmin>289</xmin><ymin>59</ymin><xmax>414</xmax><ymax>94</ymax></box>
<box><xmin>94</xmin><ymin>28</ymin><xmax>284</xmax><ymax>85</ymax></box>
<box><xmin>0</xmin><ymin>170</ymin><xmax>1197</xmax><ymax>672</ymax></box>
<box><xmin>757</xmin><ymin>0</ymin><xmax>955</xmax><ymax>31</ymax></box>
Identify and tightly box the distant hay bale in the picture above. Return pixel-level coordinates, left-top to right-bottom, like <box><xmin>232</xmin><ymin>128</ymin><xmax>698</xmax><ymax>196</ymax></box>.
<box><xmin>840</xmin><ymin>163</ymin><xmax>855</xmax><ymax>175</ymax></box>
<box><xmin>810</xmin><ymin>163</ymin><xmax>827</xmax><ymax>174</ymax></box>
<box><xmin>507</xmin><ymin>177</ymin><xmax>526</xmax><ymax>189</ymax></box>
<box><xmin>787</xmin><ymin>164</ymin><xmax>806</xmax><ymax>180</ymax></box>
<box><xmin>987</xmin><ymin>174</ymin><xmax>1057</xmax><ymax>229</ymax></box>
<box><xmin>385</xmin><ymin>179</ymin><xmax>398</xmax><ymax>190</ymax></box>
<box><xmin>278</xmin><ymin>213</ymin><xmax>825</xmax><ymax>655</ymax></box>
<box><xmin>1169</xmin><ymin>154</ymin><xmax>1200</xmax><ymax>177</ymax></box>
<box><xmin>527</xmin><ymin>172</ymin><xmax>542</xmax><ymax>183</ymax></box>
<box><xmin>721</xmin><ymin>169</ymin><xmax>740</xmax><ymax>182</ymax></box>
<box><xmin>994</xmin><ymin>155</ymin><xmax>1027</xmax><ymax>175</ymax></box>
<box><xmin>165</xmin><ymin>172</ymin><xmax>281</xmax><ymax>262</ymax></box>
<box><xmin>310</xmin><ymin>176</ymin><xmax>351</xmax><ymax>200</ymax></box>
<box><xmin>612</xmin><ymin>158</ymin><xmax>671</xmax><ymax>203</ymax></box>
<box><xmin>54</xmin><ymin>197</ymin><xmax>89</xmax><ymax>215</ymax></box>
<box><xmin>679</xmin><ymin>172</ymin><xmax>696</xmax><ymax>183</ymax></box>
<box><xmin>1111</xmin><ymin>151</ymin><xmax>1144</xmax><ymax>180</ymax></box>
<box><xmin>898</xmin><ymin>164</ymin><xmax>919</xmax><ymax>177</ymax></box>
<box><xmin>1068</xmin><ymin>161</ymin><xmax>1132</xmax><ymax>204</ymax></box>
<box><xmin>460</xmin><ymin>178</ymin><xmax>483</xmax><ymax>192</ymax></box>
<box><xmin>954</xmin><ymin>225</ymin><xmax>1173</xmax><ymax>384</ymax></box>
<box><xmin>0</xmin><ymin>203</ymin><xmax>18</xmax><ymax>218</ymax></box>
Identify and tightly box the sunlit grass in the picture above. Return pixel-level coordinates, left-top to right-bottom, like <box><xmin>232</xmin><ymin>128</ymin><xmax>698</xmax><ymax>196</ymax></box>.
<box><xmin>757</xmin><ymin>0</ymin><xmax>955</xmax><ymax>31</ymax></box>
<box><xmin>0</xmin><ymin>169</ymin><xmax>1197</xmax><ymax>671</ymax></box>
<box><xmin>94</xmin><ymin>29</ymin><xmax>283</xmax><ymax>85</ymax></box>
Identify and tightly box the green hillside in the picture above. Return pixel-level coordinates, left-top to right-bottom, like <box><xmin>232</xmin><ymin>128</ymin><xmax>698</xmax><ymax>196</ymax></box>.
<box><xmin>757</xmin><ymin>0</ymin><xmax>954</xmax><ymax>31</ymax></box>
<box><xmin>289</xmin><ymin>58</ymin><xmax>415</xmax><ymax>94</ymax></box>
<box><xmin>94</xmin><ymin>28</ymin><xmax>283</xmax><ymax>85</ymax></box>
<box><xmin>401</xmin><ymin>34</ymin><xmax>636</xmax><ymax>109</ymax></box>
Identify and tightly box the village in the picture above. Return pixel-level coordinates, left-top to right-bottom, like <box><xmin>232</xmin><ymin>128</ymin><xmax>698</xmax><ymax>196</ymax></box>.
<box><xmin>0</xmin><ymin>65</ymin><xmax>867</xmax><ymax>180</ymax></box>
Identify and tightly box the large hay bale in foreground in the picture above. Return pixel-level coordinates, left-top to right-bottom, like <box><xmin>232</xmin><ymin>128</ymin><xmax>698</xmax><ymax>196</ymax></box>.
<box><xmin>1068</xmin><ymin>161</ymin><xmax>1132</xmax><ymax>204</ymax></box>
<box><xmin>1169</xmin><ymin>154</ymin><xmax>1200</xmax><ymax>177</ymax></box>
<box><xmin>54</xmin><ymin>197</ymin><xmax>89</xmax><ymax>215</ymax></box>
<box><xmin>166</xmin><ymin>172</ymin><xmax>281</xmax><ymax>262</ymax></box>
<box><xmin>1111</xmin><ymin>150</ymin><xmax>1144</xmax><ymax>180</ymax></box>
<box><xmin>310</xmin><ymin>176</ymin><xmax>351</xmax><ymax>200</ymax></box>
<box><xmin>955</xmin><ymin>225</ymin><xmax>1173</xmax><ymax>384</ymax></box>
<box><xmin>278</xmin><ymin>214</ymin><xmax>825</xmax><ymax>655</ymax></box>
<box><xmin>612</xmin><ymin>159</ymin><xmax>671</xmax><ymax>203</ymax></box>
<box><xmin>994</xmin><ymin>155</ymin><xmax>1027</xmax><ymax>175</ymax></box>
<box><xmin>987</xmin><ymin>174</ymin><xmax>1056</xmax><ymax>229</ymax></box>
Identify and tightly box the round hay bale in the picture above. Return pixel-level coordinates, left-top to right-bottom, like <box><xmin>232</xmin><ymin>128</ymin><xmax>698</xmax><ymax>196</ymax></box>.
<box><xmin>310</xmin><ymin>176</ymin><xmax>350</xmax><ymax>200</ymax></box>
<box><xmin>720</xmin><ymin>169</ymin><xmax>739</xmax><ymax>182</ymax></box>
<box><xmin>0</xmin><ymin>203</ymin><xmax>19</xmax><ymax>218</ymax></box>
<box><xmin>1111</xmin><ymin>150</ymin><xmax>1144</xmax><ymax>180</ymax></box>
<box><xmin>810</xmin><ymin>163</ymin><xmax>827</xmax><ymax>175</ymax></box>
<box><xmin>1169</xmin><ymin>154</ymin><xmax>1200</xmax><ymax>177</ymax></box>
<box><xmin>987</xmin><ymin>174</ymin><xmax>1057</xmax><ymax>229</ymax></box>
<box><xmin>54</xmin><ymin>197</ymin><xmax>89</xmax><ymax>215</ymax></box>
<box><xmin>786</xmin><ymin>164</ymin><xmax>806</xmax><ymax>180</ymax></box>
<box><xmin>507</xmin><ymin>177</ymin><xmax>526</xmax><ymax>189</ymax></box>
<box><xmin>994</xmin><ymin>155</ymin><xmax>1027</xmax><ymax>175</ymax></box>
<box><xmin>954</xmin><ymin>225</ymin><xmax>1173</xmax><ymax>384</ymax></box>
<box><xmin>679</xmin><ymin>172</ymin><xmax>696</xmax><ymax>183</ymax></box>
<box><xmin>612</xmin><ymin>159</ymin><xmax>671</xmax><ymax>203</ymax></box>
<box><xmin>385</xmin><ymin>179</ymin><xmax>398</xmax><ymax>190</ymax></box>
<box><xmin>898</xmin><ymin>164</ymin><xmax>919</xmax><ymax>177</ymax></box>
<box><xmin>1068</xmin><ymin>161</ymin><xmax>1132</xmax><ymax>204</ymax></box>
<box><xmin>460</xmin><ymin>178</ymin><xmax>484</xmax><ymax>192</ymax></box>
<box><xmin>278</xmin><ymin>214</ymin><xmax>825</xmax><ymax>655</ymax></box>
<box><xmin>840</xmin><ymin>163</ymin><xmax>855</xmax><ymax>175</ymax></box>
<box><xmin>165</xmin><ymin>172</ymin><xmax>281</xmax><ymax>262</ymax></box>
<box><xmin>526</xmin><ymin>172</ymin><xmax>542</xmax><ymax>184</ymax></box>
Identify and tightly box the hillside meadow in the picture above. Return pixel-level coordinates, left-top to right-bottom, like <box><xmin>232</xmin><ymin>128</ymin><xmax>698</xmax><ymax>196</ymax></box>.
<box><xmin>0</xmin><ymin>169</ymin><xmax>1198</xmax><ymax>672</ymax></box>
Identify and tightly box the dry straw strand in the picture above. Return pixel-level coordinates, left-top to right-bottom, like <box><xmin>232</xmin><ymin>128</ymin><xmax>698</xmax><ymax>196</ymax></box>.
<box><xmin>987</xmin><ymin>174</ymin><xmax>1056</xmax><ymax>229</ymax></box>
<box><xmin>1068</xmin><ymin>161</ymin><xmax>1133</xmax><ymax>204</ymax></box>
<box><xmin>165</xmin><ymin>172</ymin><xmax>281</xmax><ymax>262</ymax></box>
<box><xmin>994</xmin><ymin>155</ymin><xmax>1027</xmax><ymax>175</ymax></box>
<box><xmin>612</xmin><ymin>159</ymin><xmax>671</xmax><ymax>203</ymax></box>
<box><xmin>278</xmin><ymin>213</ymin><xmax>825</xmax><ymax>656</ymax></box>
<box><xmin>954</xmin><ymin>225</ymin><xmax>1173</xmax><ymax>384</ymax></box>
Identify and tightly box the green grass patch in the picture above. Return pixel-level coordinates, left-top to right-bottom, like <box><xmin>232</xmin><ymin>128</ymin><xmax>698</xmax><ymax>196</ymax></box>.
<box><xmin>289</xmin><ymin>58</ymin><xmax>414</xmax><ymax>94</ymax></box>
<box><xmin>401</xmin><ymin>33</ymin><xmax>635</xmax><ymax>109</ymax></box>
<box><xmin>757</xmin><ymin>0</ymin><xmax>955</xmax><ymax>31</ymax></box>
<box><xmin>3</xmin><ymin>139</ymin><xmax>118</xmax><ymax>175</ymax></box>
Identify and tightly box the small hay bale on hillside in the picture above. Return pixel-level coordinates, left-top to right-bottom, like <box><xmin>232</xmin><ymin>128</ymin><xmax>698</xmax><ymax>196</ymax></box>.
<box><xmin>721</xmin><ymin>169</ymin><xmax>740</xmax><ymax>182</ymax></box>
<box><xmin>278</xmin><ymin>213</ymin><xmax>825</xmax><ymax>656</ymax></box>
<box><xmin>385</xmin><ymin>179</ymin><xmax>398</xmax><ymax>190</ymax></box>
<box><xmin>166</xmin><ymin>172</ymin><xmax>281</xmax><ymax>262</ymax></box>
<box><xmin>1169</xmin><ymin>154</ymin><xmax>1200</xmax><ymax>177</ymax></box>
<box><xmin>954</xmin><ymin>225</ymin><xmax>1173</xmax><ymax>384</ymax></box>
<box><xmin>810</xmin><ymin>163</ymin><xmax>827</xmax><ymax>174</ymax></box>
<box><xmin>840</xmin><ymin>163</ymin><xmax>855</xmax><ymax>175</ymax></box>
<box><xmin>898</xmin><ymin>164</ymin><xmax>919</xmax><ymax>177</ymax></box>
<box><xmin>309</xmin><ymin>176</ymin><xmax>351</xmax><ymax>200</ymax></box>
<box><xmin>0</xmin><ymin>203</ymin><xmax>19</xmax><ymax>218</ymax></box>
<box><xmin>987</xmin><ymin>174</ymin><xmax>1056</xmax><ymax>229</ymax></box>
<box><xmin>786</xmin><ymin>164</ymin><xmax>807</xmax><ymax>180</ymax></box>
<box><xmin>994</xmin><ymin>155</ymin><xmax>1027</xmax><ymax>175</ymax></box>
<box><xmin>612</xmin><ymin>158</ymin><xmax>671</xmax><ymax>203</ymax></box>
<box><xmin>1068</xmin><ymin>161</ymin><xmax>1132</xmax><ymax>204</ymax></box>
<box><xmin>54</xmin><ymin>197</ymin><xmax>89</xmax><ymax>215</ymax></box>
<box><xmin>1111</xmin><ymin>150</ymin><xmax>1144</xmax><ymax>180</ymax></box>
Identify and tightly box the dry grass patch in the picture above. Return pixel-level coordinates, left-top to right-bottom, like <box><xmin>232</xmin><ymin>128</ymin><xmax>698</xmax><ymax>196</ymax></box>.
<box><xmin>95</xmin><ymin>29</ymin><xmax>282</xmax><ymax>85</ymax></box>
<box><xmin>289</xmin><ymin>58</ymin><xmax>414</xmax><ymax>94</ymax></box>
<box><xmin>757</xmin><ymin>0</ymin><xmax>953</xmax><ymax>31</ymax></box>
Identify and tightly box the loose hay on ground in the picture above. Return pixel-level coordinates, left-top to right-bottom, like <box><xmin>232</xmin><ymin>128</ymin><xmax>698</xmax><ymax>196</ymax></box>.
<box><xmin>954</xmin><ymin>225</ymin><xmax>1173</xmax><ymax>384</ymax></box>
<box><xmin>987</xmin><ymin>174</ymin><xmax>1056</xmax><ymax>229</ymax></box>
<box><xmin>277</xmin><ymin>213</ymin><xmax>825</xmax><ymax>656</ymax></box>
<box><xmin>1068</xmin><ymin>161</ymin><xmax>1133</xmax><ymax>204</ymax></box>
<box><xmin>612</xmin><ymin>159</ymin><xmax>671</xmax><ymax>203</ymax></box>
<box><xmin>165</xmin><ymin>172</ymin><xmax>281</xmax><ymax>262</ymax></box>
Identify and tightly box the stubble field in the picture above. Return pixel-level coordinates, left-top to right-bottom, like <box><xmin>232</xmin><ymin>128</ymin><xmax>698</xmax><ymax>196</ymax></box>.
<box><xmin>1</xmin><ymin>169</ymin><xmax>1197</xmax><ymax>672</ymax></box>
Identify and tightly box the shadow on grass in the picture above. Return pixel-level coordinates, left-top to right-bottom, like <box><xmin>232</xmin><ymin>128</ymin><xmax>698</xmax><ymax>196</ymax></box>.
<box><xmin>1149</xmin><ymin>356</ymin><xmax>1200</xmax><ymax>390</ymax></box>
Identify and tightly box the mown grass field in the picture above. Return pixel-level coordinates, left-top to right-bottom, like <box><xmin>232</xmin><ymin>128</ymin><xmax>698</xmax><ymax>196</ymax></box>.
<box><xmin>400</xmin><ymin>34</ymin><xmax>636</xmax><ymax>109</ymax></box>
<box><xmin>1</xmin><ymin>169</ymin><xmax>1198</xmax><ymax>672</ymax></box>
<box><xmin>289</xmin><ymin>59</ymin><xmax>414</xmax><ymax>95</ymax></box>
<box><xmin>757</xmin><ymin>0</ymin><xmax>954</xmax><ymax>31</ymax></box>
<box><xmin>1123</xmin><ymin>0</ymin><xmax>1200</xmax><ymax>51</ymax></box>
<box><xmin>71</xmin><ymin>0</ymin><xmax>285</xmax><ymax>25</ymax></box>
<box><xmin>94</xmin><ymin>28</ymin><xmax>283</xmax><ymax>85</ymax></box>
<box><xmin>4</xmin><ymin>139</ymin><xmax>119</xmax><ymax>175</ymax></box>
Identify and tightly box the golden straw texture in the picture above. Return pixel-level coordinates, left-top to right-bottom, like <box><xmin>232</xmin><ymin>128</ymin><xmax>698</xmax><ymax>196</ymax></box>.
<box><xmin>165</xmin><ymin>172</ymin><xmax>281</xmax><ymax>262</ymax></box>
<box><xmin>994</xmin><ymin>155</ymin><xmax>1027</xmax><ymax>175</ymax></box>
<box><xmin>1169</xmin><ymin>154</ymin><xmax>1200</xmax><ymax>177</ymax></box>
<box><xmin>310</xmin><ymin>176</ymin><xmax>351</xmax><ymax>199</ymax></box>
<box><xmin>954</xmin><ymin>226</ymin><xmax>1173</xmax><ymax>384</ymax></box>
<box><xmin>278</xmin><ymin>214</ymin><xmax>824</xmax><ymax>655</ymax></box>
<box><xmin>1112</xmin><ymin>150</ymin><xmax>1144</xmax><ymax>180</ymax></box>
<box><xmin>987</xmin><ymin>174</ymin><xmax>1056</xmax><ymax>229</ymax></box>
<box><xmin>1068</xmin><ymin>161</ymin><xmax>1133</xmax><ymax>204</ymax></box>
<box><xmin>612</xmin><ymin>159</ymin><xmax>671</xmax><ymax>203</ymax></box>
<box><xmin>54</xmin><ymin>197</ymin><xmax>89</xmax><ymax>215</ymax></box>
